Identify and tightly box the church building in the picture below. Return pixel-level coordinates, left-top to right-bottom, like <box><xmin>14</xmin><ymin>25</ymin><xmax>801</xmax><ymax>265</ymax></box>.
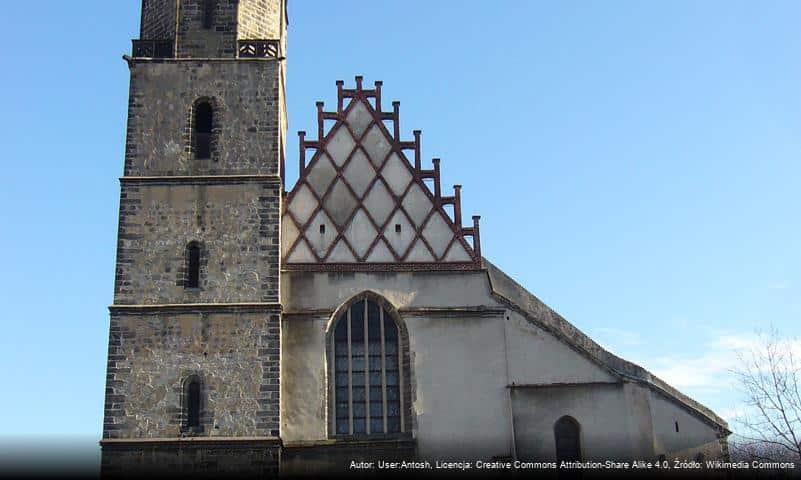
<box><xmin>101</xmin><ymin>0</ymin><xmax>730</xmax><ymax>475</ymax></box>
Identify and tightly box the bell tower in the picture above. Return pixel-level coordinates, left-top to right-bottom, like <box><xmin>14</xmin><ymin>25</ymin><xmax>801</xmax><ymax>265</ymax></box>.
<box><xmin>101</xmin><ymin>0</ymin><xmax>287</xmax><ymax>475</ymax></box>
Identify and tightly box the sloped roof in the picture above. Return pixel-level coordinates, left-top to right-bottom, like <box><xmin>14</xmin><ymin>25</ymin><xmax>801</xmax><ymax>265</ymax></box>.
<box><xmin>483</xmin><ymin>258</ymin><xmax>730</xmax><ymax>434</ymax></box>
<box><xmin>282</xmin><ymin>77</ymin><xmax>481</xmax><ymax>271</ymax></box>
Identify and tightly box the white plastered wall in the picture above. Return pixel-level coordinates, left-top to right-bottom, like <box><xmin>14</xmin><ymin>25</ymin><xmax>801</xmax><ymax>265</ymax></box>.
<box><xmin>279</xmin><ymin>269</ymin><xmax>725</xmax><ymax>460</ymax></box>
<box><xmin>649</xmin><ymin>390</ymin><xmax>722</xmax><ymax>458</ymax></box>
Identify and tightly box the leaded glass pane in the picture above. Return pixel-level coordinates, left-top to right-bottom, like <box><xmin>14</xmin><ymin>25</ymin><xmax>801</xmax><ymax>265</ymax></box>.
<box><xmin>350</xmin><ymin>302</ymin><xmax>365</xmax><ymax>341</ymax></box>
<box><xmin>368</xmin><ymin>341</ymin><xmax>382</xmax><ymax>356</ymax></box>
<box><xmin>369</xmin><ymin>372</ymin><xmax>382</xmax><ymax>385</ymax></box>
<box><xmin>384</xmin><ymin>314</ymin><xmax>397</xmax><ymax>340</ymax></box>
<box><xmin>388</xmin><ymin>417</ymin><xmax>401</xmax><ymax>433</ymax></box>
<box><xmin>335</xmin><ymin>315</ymin><xmax>348</xmax><ymax>341</ymax></box>
<box><xmin>371</xmin><ymin>418</ymin><xmax>385</xmax><ymax>434</ymax></box>
<box><xmin>337</xmin><ymin>421</ymin><xmax>349</xmax><ymax>434</ymax></box>
<box><xmin>352</xmin><ymin>387</ymin><xmax>365</xmax><ymax>401</ymax></box>
<box><xmin>368</xmin><ymin>302</ymin><xmax>381</xmax><ymax>339</ymax></box>
<box><xmin>337</xmin><ymin>387</ymin><xmax>348</xmax><ymax>400</ymax></box>
<box><xmin>336</xmin><ymin>402</ymin><xmax>349</xmax><ymax>417</ymax></box>
<box><xmin>353</xmin><ymin>418</ymin><xmax>366</xmax><ymax>434</ymax></box>
<box><xmin>370</xmin><ymin>386</ymin><xmax>382</xmax><ymax>400</ymax></box>
<box><xmin>386</xmin><ymin>372</ymin><xmax>398</xmax><ymax>385</ymax></box>
<box><xmin>385</xmin><ymin>342</ymin><xmax>397</xmax><ymax>355</ymax></box>
<box><xmin>351</xmin><ymin>357</ymin><xmax>365</xmax><ymax>371</ymax></box>
<box><xmin>335</xmin><ymin>357</ymin><xmax>348</xmax><ymax>372</ymax></box>
<box><xmin>370</xmin><ymin>402</ymin><xmax>383</xmax><ymax>417</ymax></box>
<box><xmin>386</xmin><ymin>386</ymin><xmax>399</xmax><ymax>401</ymax></box>
<box><xmin>336</xmin><ymin>373</ymin><xmax>349</xmax><ymax>386</ymax></box>
<box><xmin>352</xmin><ymin>343</ymin><xmax>365</xmax><ymax>356</ymax></box>
<box><xmin>353</xmin><ymin>403</ymin><xmax>366</xmax><ymax>417</ymax></box>
<box><xmin>385</xmin><ymin>355</ymin><xmax>398</xmax><ymax>370</ymax></box>
<box><xmin>352</xmin><ymin>373</ymin><xmax>365</xmax><ymax>386</ymax></box>
<box><xmin>387</xmin><ymin>402</ymin><xmax>400</xmax><ymax>416</ymax></box>
<box><xmin>369</xmin><ymin>356</ymin><xmax>382</xmax><ymax>370</ymax></box>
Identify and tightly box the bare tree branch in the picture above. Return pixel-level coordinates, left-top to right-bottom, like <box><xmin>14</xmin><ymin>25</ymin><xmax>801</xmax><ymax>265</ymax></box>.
<box><xmin>731</xmin><ymin>327</ymin><xmax>801</xmax><ymax>463</ymax></box>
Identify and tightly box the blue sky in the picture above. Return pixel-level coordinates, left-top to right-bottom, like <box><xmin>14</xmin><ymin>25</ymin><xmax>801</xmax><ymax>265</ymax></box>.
<box><xmin>0</xmin><ymin>0</ymin><xmax>798</xmax><ymax>451</ymax></box>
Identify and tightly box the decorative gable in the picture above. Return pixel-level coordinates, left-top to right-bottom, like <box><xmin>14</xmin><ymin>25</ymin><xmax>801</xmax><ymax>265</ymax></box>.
<box><xmin>282</xmin><ymin>77</ymin><xmax>482</xmax><ymax>271</ymax></box>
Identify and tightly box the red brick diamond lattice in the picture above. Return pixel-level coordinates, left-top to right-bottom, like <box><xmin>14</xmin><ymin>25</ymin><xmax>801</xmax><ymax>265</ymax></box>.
<box><xmin>282</xmin><ymin>77</ymin><xmax>482</xmax><ymax>272</ymax></box>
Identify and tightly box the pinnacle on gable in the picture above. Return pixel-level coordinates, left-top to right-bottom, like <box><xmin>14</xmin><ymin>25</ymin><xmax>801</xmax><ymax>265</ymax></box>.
<box><xmin>284</xmin><ymin>77</ymin><xmax>482</xmax><ymax>269</ymax></box>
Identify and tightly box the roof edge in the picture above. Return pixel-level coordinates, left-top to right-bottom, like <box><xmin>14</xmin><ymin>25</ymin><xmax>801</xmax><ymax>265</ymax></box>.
<box><xmin>481</xmin><ymin>257</ymin><xmax>730</xmax><ymax>435</ymax></box>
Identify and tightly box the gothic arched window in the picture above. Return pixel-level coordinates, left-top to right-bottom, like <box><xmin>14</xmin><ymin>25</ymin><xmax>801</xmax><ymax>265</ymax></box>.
<box><xmin>331</xmin><ymin>296</ymin><xmax>406</xmax><ymax>436</ymax></box>
<box><xmin>185</xmin><ymin>242</ymin><xmax>201</xmax><ymax>288</ymax></box>
<box><xmin>554</xmin><ymin>416</ymin><xmax>582</xmax><ymax>462</ymax></box>
<box><xmin>193</xmin><ymin>100</ymin><xmax>213</xmax><ymax>159</ymax></box>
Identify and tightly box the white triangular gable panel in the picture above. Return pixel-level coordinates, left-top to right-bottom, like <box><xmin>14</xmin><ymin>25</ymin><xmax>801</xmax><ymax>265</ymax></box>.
<box><xmin>324</xmin><ymin>179</ymin><xmax>358</xmax><ymax>227</ymax></box>
<box><xmin>363</xmin><ymin>180</ymin><xmax>395</xmax><ymax>228</ymax></box>
<box><xmin>326</xmin><ymin>239</ymin><xmax>357</xmax><ymax>262</ymax></box>
<box><xmin>343</xmin><ymin>208</ymin><xmax>378</xmax><ymax>259</ymax></box>
<box><xmin>381</xmin><ymin>152</ymin><xmax>412</xmax><ymax>196</ymax></box>
<box><xmin>306</xmin><ymin>153</ymin><xmax>337</xmax><ymax>197</ymax></box>
<box><xmin>327</xmin><ymin>126</ymin><xmax>356</xmax><ymax>167</ymax></box>
<box><xmin>406</xmin><ymin>239</ymin><xmax>435</xmax><ymax>262</ymax></box>
<box><xmin>443</xmin><ymin>240</ymin><xmax>472</xmax><ymax>262</ymax></box>
<box><xmin>383</xmin><ymin>210</ymin><xmax>415</xmax><ymax>257</ymax></box>
<box><xmin>422</xmin><ymin>211</ymin><xmax>454</xmax><ymax>259</ymax></box>
<box><xmin>365</xmin><ymin>239</ymin><xmax>394</xmax><ymax>262</ymax></box>
<box><xmin>342</xmin><ymin>149</ymin><xmax>376</xmax><ymax>199</ymax></box>
<box><xmin>362</xmin><ymin>124</ymin><xmax>392</xmax><ymax>168</ymax></box>
<box><xmin>281</xmin><ymin>216</ymin><xmax>299</xmax><ymax>259</ymax></box>
<box><xmin>287</xmin><ymin>238</ymin><xmax>315</xmax><ymax>262</ymax></box>
<box><xmin>345</xmin><ymin>100</ymin><xmax>373</xmax><ymax>139</ymax></box>
<box><xmin>305</xmin><ymin>210</ymin><xmax>336</xmax><ymax>258</ymax></box>
<box><xmin>402</xmin><ymin>183</ymin><xmax>433</xmax><ymax>227</ymax></box>
<box><xmin>288</xmin><ymin>184</ymin><xmax>318</xmax><ymax>226</ymax></box>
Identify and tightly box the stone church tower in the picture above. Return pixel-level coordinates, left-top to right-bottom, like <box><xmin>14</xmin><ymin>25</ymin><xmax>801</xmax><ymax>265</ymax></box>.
<box><xmin>101</xmin><ymin>0</ymin><xmax>287</xmax><ymax>474</ymax></box>
<box><xmin>102</xmin><ymin>0</ymin><xmax>731</xmax><ymax>475</ymax></box>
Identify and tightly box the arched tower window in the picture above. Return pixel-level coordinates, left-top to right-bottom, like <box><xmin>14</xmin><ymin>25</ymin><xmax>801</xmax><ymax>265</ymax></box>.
<box><xmin>330</xmin><ymin>295</ymin><xmax>408</xmax><ymax>436</ymax></box>
<box><xmin>202</xmin><ymin>0</ymin><xmax>216</xmax><ymax>29</ymax></box>
<box><xmin>182</xmin><ymin>374</ymin><xmax>204</xmax><ymax>433</ymax></box>
<box><xmin>554</xmin><ymin>416</ymin><xmax>582</xmax><ymax>462</ymax></box>
<box><xmin>185</xmin><ymin>242</ymin><xmax>201</xmax><ymax>288</ymax></box>
<box><xmin>193</xmin><ymin>100</ymin><xmax>213</xmax><ymax>159</ymax></box>
<box><xmin>187</xmin><ymin>379</ymin><xmax>201</xmax><ymax>428</ymax></box>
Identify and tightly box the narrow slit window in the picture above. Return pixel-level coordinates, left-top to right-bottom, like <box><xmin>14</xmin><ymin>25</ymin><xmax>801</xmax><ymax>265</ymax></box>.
<box><xmin>194</xmin><ymin>101</ymin><xmax>213</xmax><ymax>159</ymax></box>
<box><xmin>186</xmin><ymin>243</ymin><xmax>200</xmax><ymax>288</ymax></box>
<box><xmin>675</xmin><ymin>421</ymin><xmax>679</xmax><ymax>433</ymax></box>
<box><xmin>187</xmin><ymin>379</ymin><xmax>201</xmax><ymax>428</ymax></box>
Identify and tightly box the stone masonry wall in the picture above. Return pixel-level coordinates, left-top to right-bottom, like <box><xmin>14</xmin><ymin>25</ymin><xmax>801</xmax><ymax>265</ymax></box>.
<box><xmin>176</xmin><ymin>0</ymin><xmax>238</xmax><ymax>58</ymax></box>
<box><xmin>140</xmin><ymin>0</ymin><xmax>177</xmax><ymax>40</ymax></box>
<box><xmin>114</xmin><ymin>182</ymin><xmax>280</xmax><ymax>305</ymax></box>
<box><xmin>238</xmin><ymin>0</ymin><xmax>283</xmax><ymax>41</ymax></box>
<box><xmin>103</xmin><ymin>309</ymin><xmax>281</xmax><ymax>439</ymax></box>
<box><xmin>124</xmin><ymin>61</ymin><xmax>281</xmax><ymax>176</ymax></box>
<box><xmin>101</xmin><ymin>440</ymin><xmax>280</xmax><ymax>476</ymax></box>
